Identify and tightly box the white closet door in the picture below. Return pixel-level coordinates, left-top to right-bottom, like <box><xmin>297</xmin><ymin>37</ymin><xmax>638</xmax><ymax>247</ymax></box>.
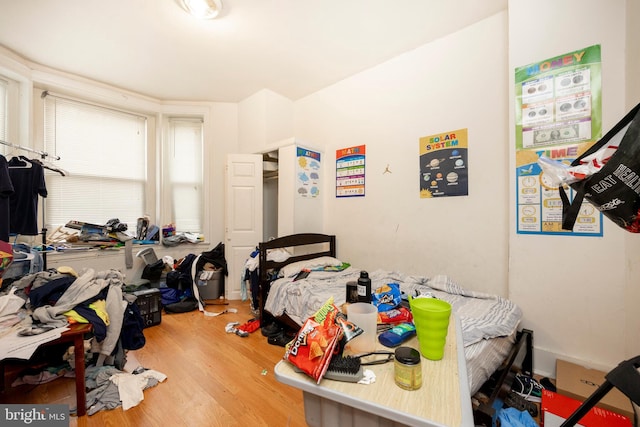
<box><xmin>225</xmin><ymin>154</ymin><xmax>263</xmax><ymax>300</ymax></box>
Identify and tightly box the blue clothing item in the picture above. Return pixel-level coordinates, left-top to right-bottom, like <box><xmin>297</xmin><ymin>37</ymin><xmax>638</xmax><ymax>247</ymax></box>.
<box><xmin>28</xmin><ymin>276</ymin><xmax>75</xmax><ymax>308</ymax></box>
<box><xmin>73</xmin><ymin>304</ymin><xmax>107</xmax><ymax>342</ymax></box>
<box><xmin>496</xmin><ymin>407</ymin><xmax>538</xmax><ymax>427</ymax></box>
<box><xmin>159</xmin><ymin>287</ymin><xmax>182</xmax><ymax>305</ymax></box>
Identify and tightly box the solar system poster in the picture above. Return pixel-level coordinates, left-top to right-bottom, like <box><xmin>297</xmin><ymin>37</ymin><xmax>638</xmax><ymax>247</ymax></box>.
<box><xmin>296</xmin><ymin>147</ymin><xmax>321</xmax><ymax>199</ymax></box>
<box><xmin>419</xmin><ymin>129</ymin><xmax>468</xmax><ymax>198</ymax></box>
<box><xmin>336</xmin><ymin>145</ymin><xmax>365</xmax><ymax>198</ymax></box>
<box><xmin>515</xmin><ymin>44</ymin><xmax>602</xmax><ymax>236</ymax></box>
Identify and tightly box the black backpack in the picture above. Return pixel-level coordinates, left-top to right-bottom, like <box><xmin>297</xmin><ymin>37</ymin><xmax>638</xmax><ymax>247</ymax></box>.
<box><xmin>163</xmin><ymin>253</ymin><xmax>198</xmax><ymax>313</ymax></box>
<box><xmin>166</xmin><ymin>254</ymin><xmax>197</xmax><ymax>290</ymax></box>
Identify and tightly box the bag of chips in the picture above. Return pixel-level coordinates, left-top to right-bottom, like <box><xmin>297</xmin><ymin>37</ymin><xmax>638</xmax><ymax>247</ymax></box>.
<box><xmin>378</xmin><ymin>306</ymin><xmax>413</xmax><ymax>324</ymax></box>
<box><xmin>284</xmin><ymin>315</ymin><xmax>340</xmax><ymax>383</ymax></box>
<box><xmin>372</xmin><ymin>283</ymin><xmax>402</xmax><ymax>312</ymax></box>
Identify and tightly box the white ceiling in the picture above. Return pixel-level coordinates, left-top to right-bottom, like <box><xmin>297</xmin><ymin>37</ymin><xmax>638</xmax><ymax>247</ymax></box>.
<box><xmin>0</xmin><ymin>0</ymin><xmax>507</xmax><ymax>103</ymax></box>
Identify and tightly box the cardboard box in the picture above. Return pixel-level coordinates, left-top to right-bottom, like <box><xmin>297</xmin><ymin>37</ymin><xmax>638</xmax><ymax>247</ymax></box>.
<box><xmin>556</xmin><ymin>359</ymin><xmax>634</xmax><ymax>419</ymax></box>
<box><xmin>541</xmin><ymin>390</ymin><xmax>632</xmax><ymax>427</ymax></box>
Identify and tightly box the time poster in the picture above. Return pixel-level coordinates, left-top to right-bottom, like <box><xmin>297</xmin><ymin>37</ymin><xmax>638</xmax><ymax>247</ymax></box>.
<box><xmin>515</xmin><ymin>44</ymin><xmax>603</xmax><ymax>236</ymax></box>
<box><xmin>419</xmin><ymin>129</ymin><xmax>468</xmax><ymax>198</ymax></box>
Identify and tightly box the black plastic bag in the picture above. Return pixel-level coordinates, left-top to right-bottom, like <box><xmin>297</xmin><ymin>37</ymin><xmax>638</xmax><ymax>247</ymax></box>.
<box><xmin>560</xmin><ymin>103</ymin><xmax>640</xmax><ymax>232</ymax></box>
<box><xmin>198</xmin><ymin>242</ymin><xmax>228</xmax><ymax>276</ymax></box>
<box><xmin>141</xmin><ymin>259</ymin><xmax>164</xmax><ymax>281</ymax></box>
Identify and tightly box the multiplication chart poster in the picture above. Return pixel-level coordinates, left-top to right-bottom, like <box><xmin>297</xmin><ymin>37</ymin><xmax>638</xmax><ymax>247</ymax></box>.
<box><xmin>336</xmin><ymin>145</ymin><xmax>365</xmax><ymax>198</ymax></box>
<box><xmin>296</xmin><ymin>147</ymin><xmax>321</xmax><ymax>198</ymax></box>
<box><xmin>419</xmin><ymin>129</ymin><xmax>468</xmax><ymax>198</ymax></box>
<box><xmin>515</xmin><ymin>44</ymin><xmax>602</xmax><ymax>236</ymax></box>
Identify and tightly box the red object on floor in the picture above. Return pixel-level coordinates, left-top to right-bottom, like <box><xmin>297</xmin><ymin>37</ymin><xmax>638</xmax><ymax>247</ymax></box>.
<box><xmin>237</xmin><ymin>318</ymin><xmax>261</xmax><ymax>333</ymax></box>
<box><xmin>541</xmin><ymin>390</ymin><xmax>632</xmax><ymax>427</ymax></box>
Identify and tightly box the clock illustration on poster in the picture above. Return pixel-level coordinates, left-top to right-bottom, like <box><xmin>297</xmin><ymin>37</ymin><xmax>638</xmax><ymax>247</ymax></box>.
<box><xmin>539</xmin><ymin>170</ymin><xmax>558</xmax><ymax>190</ymax></box>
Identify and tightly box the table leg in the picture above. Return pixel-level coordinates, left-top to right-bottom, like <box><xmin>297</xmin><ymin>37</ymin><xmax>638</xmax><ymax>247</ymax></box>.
<box><xmin>73</xmin><ymin>334</ymin><xmax>87</xmax><ymax>416</ymax></box>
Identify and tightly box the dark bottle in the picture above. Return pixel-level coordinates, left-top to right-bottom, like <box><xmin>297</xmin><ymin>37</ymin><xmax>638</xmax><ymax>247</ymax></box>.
<box><xmin>357</xmin><ymin>271</ymin><xmax>372</xmax><ymax>303</ymax></box>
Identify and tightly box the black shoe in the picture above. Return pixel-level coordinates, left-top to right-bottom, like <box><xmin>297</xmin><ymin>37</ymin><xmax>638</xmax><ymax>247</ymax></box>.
<box><xmin>261</xmin><ymin>322</ymin><xmax>282</xmax><ymax>337</ymax></box>
<box><xmin>504</xmin><ymin>392</ymin><xmax>538</xmax><ymax>418</ymax></box>
<box><xmin>267</xmin><ymin>331</ymin><xmax>295</xmax><ymax>347</ymax></box>
<box><xmin>540</xmin><ymin>377</ymin><xmax>556</xmax><ymax>392</ymax></box>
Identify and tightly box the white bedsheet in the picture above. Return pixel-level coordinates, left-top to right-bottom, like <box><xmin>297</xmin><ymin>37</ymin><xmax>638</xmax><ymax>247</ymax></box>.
<box><xmin>264</xmin><ymin>268</ymin><xmax>522</xmax><ymax>394</ymax></box>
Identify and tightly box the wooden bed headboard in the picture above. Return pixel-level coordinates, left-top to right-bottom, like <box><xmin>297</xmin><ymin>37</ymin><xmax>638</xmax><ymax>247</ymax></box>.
<box><xmin>258</xmin><ymin>233</ymin><xmax>336</xmax><ymax>323</ymax></box>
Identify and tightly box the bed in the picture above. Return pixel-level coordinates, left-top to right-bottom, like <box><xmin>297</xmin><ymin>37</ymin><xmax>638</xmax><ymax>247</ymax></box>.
<box><xmin>258</xmin><ymin>233</ymin><xmax>532</xmax><ymax>425</ymax></box>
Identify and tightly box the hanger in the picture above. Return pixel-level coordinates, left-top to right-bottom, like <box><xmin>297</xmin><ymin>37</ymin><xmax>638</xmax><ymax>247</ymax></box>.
<box><xmin>7</xmin><ymin>155</ymin><xmax>33</xmax><ymax>168</ymax></box>
<box><xmin>30</xmin><ymin>158</ymin><xmax>67</xmax><ymax>176</ymax></box>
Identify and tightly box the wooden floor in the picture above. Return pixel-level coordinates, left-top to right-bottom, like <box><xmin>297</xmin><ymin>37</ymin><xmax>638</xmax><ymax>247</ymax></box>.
<box><xmin>0</xmin><ymin>299</ymin><xmax>307</xmax><ymax>427</ymax></box>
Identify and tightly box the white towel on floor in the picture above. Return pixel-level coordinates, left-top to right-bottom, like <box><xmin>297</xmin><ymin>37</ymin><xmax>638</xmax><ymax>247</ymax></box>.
<box><xmin>110</xmin><ymin>369</ymin><xmax>167</xmax><ymax>410</ymax></box>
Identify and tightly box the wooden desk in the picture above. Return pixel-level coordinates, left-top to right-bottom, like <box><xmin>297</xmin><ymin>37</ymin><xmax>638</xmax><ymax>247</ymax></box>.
<box><xmin>1</xmin><ymin>323</ymin><xmax>92</xmax><ymax>416</ymax></box>
<box><xmin>275</xmin><ymin>316</ymin><xmax>473</xmax><ymax>427</ymax></box>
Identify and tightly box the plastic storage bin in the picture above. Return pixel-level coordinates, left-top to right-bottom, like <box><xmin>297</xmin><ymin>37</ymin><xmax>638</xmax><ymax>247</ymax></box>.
<box><xmin>131</xmin><ymin>288</ymin><xmax>161</xmax><ymax>328</ymax></box>
<box><xmin>197</xmin><ymin>269</ymin><xmax>222</xmax><ymax>300</ymax></box>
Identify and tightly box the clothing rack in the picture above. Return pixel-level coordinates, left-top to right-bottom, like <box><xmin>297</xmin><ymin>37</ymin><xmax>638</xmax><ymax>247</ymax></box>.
<box><xmin>1</xmin><ymin>138</ymin><xmax>61</xmax><ymax>270</ymax></box>
<box><xmin>0</xmin><ymin>138</ymin><xmax>60</xmax><ymax>161</ymax></box>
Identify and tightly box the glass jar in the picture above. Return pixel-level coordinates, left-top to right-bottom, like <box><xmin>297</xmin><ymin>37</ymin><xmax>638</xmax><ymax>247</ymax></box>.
<box><xmin>394</xmin><ymin>346</ymin><xmax>422</xmax><ymax>390</ymax></box>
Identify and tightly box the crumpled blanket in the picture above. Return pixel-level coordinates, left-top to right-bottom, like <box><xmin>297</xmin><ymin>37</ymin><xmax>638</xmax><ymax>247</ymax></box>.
<box><xmin>264</xmin><ymin>269</ymin><xmax>522</xmax><ymax>346</ymax></box>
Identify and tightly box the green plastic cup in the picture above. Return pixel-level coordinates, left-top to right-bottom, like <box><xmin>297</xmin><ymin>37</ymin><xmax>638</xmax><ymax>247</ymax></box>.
<box><xmin>409</xmin><ymin>297</ymin><xmax>452</xmax><ymax>361</ymax></box>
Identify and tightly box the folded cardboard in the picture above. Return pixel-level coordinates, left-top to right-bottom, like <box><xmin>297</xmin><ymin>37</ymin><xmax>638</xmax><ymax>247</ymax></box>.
<box><xmin>541</xmin><ymin>389</ymin><xmax>632</xmax><ymax>427</ymax></box>
<box><xmin>556</xmin><ymin>359</ymin><xmax>634</xmax><ymax>420</ymax></box>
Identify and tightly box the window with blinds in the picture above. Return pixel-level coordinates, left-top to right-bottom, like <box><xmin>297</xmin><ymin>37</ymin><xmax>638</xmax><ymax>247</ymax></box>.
<box><xmin>167</xmin><ymin>118</ymin><xmax>203</xmax><ymax>233</ymax></box>
<box><xmin>43</xmin><ymin>96</ymin><xmax>147</xmax><ymax>230</ymax></box>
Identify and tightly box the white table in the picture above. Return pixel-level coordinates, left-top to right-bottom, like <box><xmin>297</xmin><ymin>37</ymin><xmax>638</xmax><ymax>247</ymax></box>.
<box><xmin>275</xmin><ymin>316</ymin><xmax>474</xmax><ymax>427</ymax></box>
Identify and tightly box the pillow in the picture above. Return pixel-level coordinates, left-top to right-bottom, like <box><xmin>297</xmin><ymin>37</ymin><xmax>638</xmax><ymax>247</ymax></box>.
<box><xmin>279</xmin><ymin>256</ymin><xmax>344</xmax><ymax>278</ymax></box>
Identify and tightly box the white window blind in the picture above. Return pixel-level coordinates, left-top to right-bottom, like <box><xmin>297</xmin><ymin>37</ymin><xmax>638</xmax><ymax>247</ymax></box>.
<box><xmin>43</xmin><ymin>96</ymin><xmax>147</xmax><ymax>230</ymax></box>
<box><xmin>167</xmin><ymin>118</ymin><xmax>203</xmax><ymax>233</ymax></box>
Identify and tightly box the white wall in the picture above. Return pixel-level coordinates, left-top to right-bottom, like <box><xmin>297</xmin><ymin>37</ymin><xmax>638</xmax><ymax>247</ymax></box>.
<box><xmin>508</xmin><ymin>0</ymin><xmax>637</xmax><ymax>377</ymax></box>
<box><xmin>294</xmin><ymin>12</ymin><xmax>511</xmax><ymax>298</ymax></box>
<box><xmin>45</xmin><ymin>244</ymin><xmax>203</xmax><ymax>283</ymax></box>
<box><xmin>276</xmin><ymin>143</ymin><xmax>324</xmax><ymax>237</ymax></box>
<box><xmin>209</xmin><ymin>101</ymin><xmax>239</xmax><ymax>245</ymax></box>
<box><xmin>238</xmin><ymin>89</ymin><xmax>293</xmax><ymax>154</ymax></box>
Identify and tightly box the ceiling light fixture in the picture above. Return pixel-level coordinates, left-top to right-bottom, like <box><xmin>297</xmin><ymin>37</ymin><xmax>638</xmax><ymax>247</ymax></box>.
<box><xmin>178</xmin><ymin>0</ymin><xmax>223</xmax><ymax>20</ymax></box>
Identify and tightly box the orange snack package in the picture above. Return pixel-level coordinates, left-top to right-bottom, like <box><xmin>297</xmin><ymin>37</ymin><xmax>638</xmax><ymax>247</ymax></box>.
<box><xmin>285</xmin><ymin>315</ymin><xmax>341</xmax><ymax>383</ymax></box>
<box><xmin>284</xmin><ymin>298</ymin><xmax>346</xmax><ymax>383</ymax></box>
